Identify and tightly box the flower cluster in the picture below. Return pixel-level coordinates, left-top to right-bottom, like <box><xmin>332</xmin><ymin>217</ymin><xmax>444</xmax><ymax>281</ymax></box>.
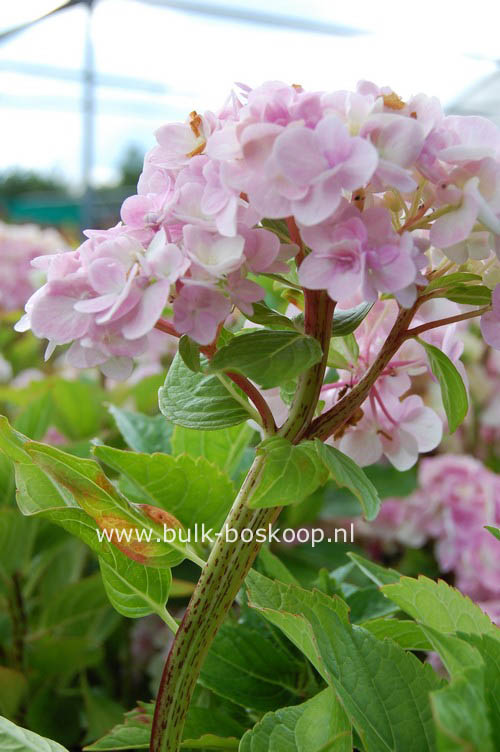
<box><xmin>0</xmin><ymin>221</ymin><xmax>69</xmax><ymax>312</ymax></box>
<box><xmin>16</xmin><ymin>80</ymin><xmax>500</xmax><ymax>378</ymax></box>
<box><xmin>357</xmin><ymin>454</ymin><xmax>500</xmax><ymax>622</ymax></box>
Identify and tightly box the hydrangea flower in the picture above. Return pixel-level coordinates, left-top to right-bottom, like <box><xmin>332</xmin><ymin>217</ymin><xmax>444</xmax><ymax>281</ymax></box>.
<box><xmin>15</xmin><ymin>78</ymin><xmax>500</xmax><ymax>382</ymax></box>
<box><xmin>357</xmin><ymin>454</ymin><xmax>500</xmax><ymax>621</ymax></box>
<box><xmin>0</xmin><ymin>221</ymin><xmax>69</xmax><ymax>311</ymax></box>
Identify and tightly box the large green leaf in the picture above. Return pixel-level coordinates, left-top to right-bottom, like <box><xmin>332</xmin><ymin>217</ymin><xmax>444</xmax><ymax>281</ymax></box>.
<box><xmin>199</xmin><ymin>622</ymin><xmax>302</xmax><ymax>711</ymax></box>
<box><xmin>93</xmin><ymin>445</ymin><xmax>234</xmax><ymax>532</ymax></box>
<box><xmin>248</xmin><ymin>437</ymin><xmax>328</xmax><ymax>509</ymax></box>
<box><xmin>309</xmin><ymin>607</ymin><xmax>443</xmax><ymax>752</ymax></box>
<box><xmin>315</xmin><ymin>441</ymin><xmax>380</xmax><ymax>521</ymax></box>
<box><xmin>419</xmin><ymin>342</ymin><xmax>468</xmax><ymax>433</ymax></box>
<box><xmin>246</xmin><ymin>570</ymin><xmax>349</xmax><ymax>680</ymax></box>
<box><xmin>239</xmin><ymin>688</ymin><xmax>351</xmax><ymax>752</ymax></box>
<box><xmin>159</xmin><ymin>352</ymin><xmax>251</xmax><ymax>429</ymax></box>
<box><xmin>108</xmin><ymin>405</ymin><xmax>172</xmax><ymax>454</ymax></box>
<box><xmin>431</xmin><ymin>668</ymin><xmax>493</xmax><ymax>752</ymax></box>
<box><xmin>381</xmin><ymin>576</ymin><xmax>499</xmax><ymax>638</ymax></box>
<box><xmin>171</xmin><ymin>423</ymin><xmax>254</xmax><ymax>476</ymax></box>
<box><xmin>208</xmin><ymin>330</ymin><xmax>323</xmax><ymax>389</ymax></box>
<box><xmin>0</xmin><ymin>714</ymin><xmax>69</xmax><ymax>751</ymax></box>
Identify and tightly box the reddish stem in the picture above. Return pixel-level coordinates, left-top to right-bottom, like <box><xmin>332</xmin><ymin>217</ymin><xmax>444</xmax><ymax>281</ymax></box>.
<box><xmin>404</xmin><ymin>306</ymin><xmax>490</xmax><ymax>339</ymax></box>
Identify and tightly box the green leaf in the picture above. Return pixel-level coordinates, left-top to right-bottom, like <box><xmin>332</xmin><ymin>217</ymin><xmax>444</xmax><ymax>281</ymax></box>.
<box><xmin>108</xmin><ymin>405</ymin><xmax>172</xmax><ymax>453</ymax></box>
<box><xmin>0</xmin><ymin>668</ymin><xmax>27</xmax><ymax>718</ymax></box>
<box><xmin>431</xmin><ymin>668</ymin><xmax>493</xmax><ymax>752</ymax></box>
<box><xmin>82</xmin><ymin>687</ymin><xmax>126</xmax><ymax>746</ymax></box>
<box><xmin>171</xmin><ymin>423</ymin><xmax>254</xmax><ymax>476</ymax></box>
<box><xmin>37</xmin><ymin>574</ymin><xmax>115</xmax><ymax>640</ymax></box>
<box><xmin>347</xmin><ymin>553</ymin><xmax>400</xmax><ymax>586</ymax></box>
<box><xmin>362</xmin><ymin>619</ymin><xmax>432</xmax><ymax>651</ymax></box>
<box><xmin>0</xmin><ymin>507</ymin><xmax>37</xmax><ymax>576</ymax></box>
<box><xmin>248</xmin><ymin>438</ymin><xmax>328</xmax><ymax>509</ymax></box>
<box><xmin>246</xmin><ymin>570</ymin><xmax>349</xmax><ymax>680</ymax></box>
<box><xmin>245</xmin><ymin>302</ymin><xmax>298</xmax><ymax>331</ymax></box>
<box><xmin>240</xmin><ymin>689</ymin><xmax>351</xmax><ymax>752</ymax></box>
<box><xmin>99</xmin><ymin>550</ymin><xmax>172</xmax><ymax>620</ymax></box>
<box><xmin>260</xmin><ymin>217</ymin><xmax>291</xmax><ymax>241</ymax></box>
<box><xmin>199</xmin><ymin>622</ymin><xmax>302</xmax><ymax>711</ymax></box>
<box><xmin>462</xmin><ymin>634</ymin><xmax>500</xmax><ymax>742</ymax></box>
<box><xmin>421</xmin><ymin>626</ymin><xmax>484</xmax><ymax>677</ymax></box>
<box><xmin>419</xmin><ymin>341</ymin><xmax>468</xmax><ymax>433</ymax></box>
<box><xmin>332</xmin><ymin>302</ymin><xmax>374</xmax><ymax>336</ymax></box>
<box><xmin>315</xmin><ymin>441</ymin><xmax>380</xmax><ymax>521</ymax></box>
<box><xmin>22</xmin><ymin>440</ymin><xmax>184</xmax><ymax>567</ymax></box>
<box><xmin>208</xmin><ymin>330</ymin><xmax>323</xmax><ymax>389</ymax></box>
<box><xmin>381</xmin><ymin>576</ymin><xmax>499</xmax><ymax>638</ymax></box>
<box><xmin>178</xmin><ymin>334</ymin><xmax>201</xmax><ymax>372</ymax></box>
<box><xmin>0</xmin><ymin>715</ymin><xmax>69</xmax><ymax>751</ymax></box>
<box><xmin>159</xmin><ymin>352</ymin><xmax>250</xmax><ymax>429</ymax></box>
<box><xmin>309</xmin><ymin>607</ymin><xmax>443</xmax><ymax>752</ymax></box>
<box><xmin>346</xmin><ymin>586</ymin><xmax>399</xmax><ymax>623</ymax></box>
<box><xmin>485</xmin><ymin>525</ymin><xmax>500</xmax><ymax>541</ymax></box>
<box><xmin>50</xmin><ymin>379</ymin><xmax>103</xmax><ymax>440</ymax></box>
<box><xmin>93</xmin><ymin>445</ymin><xmax>235</xmax><ymax>532</ymax></box>
<box><xmin>426</xmin><ymin>272</ymin><xmax>482</xmax><ymax>292</ymax></box>
<box><xmin>13</xmin><ymin>392</ymin><xmax>52</xmax><ymax>440</ymax></box>
<box><xmin>445</xmin><ymin>285</ymin><xmax>492</xmax><ymax>305</ymax></box>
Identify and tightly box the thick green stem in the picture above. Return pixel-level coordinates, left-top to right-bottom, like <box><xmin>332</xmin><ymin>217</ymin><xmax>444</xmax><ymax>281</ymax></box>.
<box><xmin>281</xmin><ymin>291</ymin><xmax>335</xmax><ymax>443</ymax></box>
<box><xmin>150</xmin><ymin>454</ymin><xmax>278</xmax><ymax>751</ymax></box>
<box><xmin>150</xmin><ymin>290</ymin><xmax>334</xmax><ymax>752</ymax></box>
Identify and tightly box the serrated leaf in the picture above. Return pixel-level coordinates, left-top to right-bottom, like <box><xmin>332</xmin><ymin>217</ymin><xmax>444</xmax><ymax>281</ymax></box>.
<box><xmin>208</xmin><ymin>330</ymin><xmax>323</xmax><ymax>389</ymax></box>
<box><xmin>309</xmin><ymin>607</ymin><xmax>443</xmax><ymax>752</ymax></box>
<box><xmin>178</xmin><ymin>334</ymin><xmax>201</xmax><ymax>372</ymax></box>
<box><xmin>159</xmin><ymin>352</ymin><xmax>250</xmax><ymax>429</ymax></box>
<box><xmin>381</xmin><ymin>576</ymin><xmax>499</xmax><ymax>638</ymax></box>
<box><xmin>246</xmin><ymin>570</ymin><xmax>349</xmax><ymax>680</ymax></box>
<box><xmin>240</xmin><ymin>688</ymin><xmax>351</xmax><ymax>752</ymax></box>
<box><xmin>171</xmin><ymin>422</ymin><xmax>254</xmax><ymax>476</ymax></box>
<box><xmin>245</xmin><ymin>302</ymin><xmax>298</xmax><ymax>331</ymax></box>
<box><xmin>315</xmin><ymin>441</ymin><xmax>380</xmax><ymax>521</ymax></box>
<box><xmin>0</xmin><ymin>715</ymin><xmax>69</xmax><ymax>751</ymax></box>
<box><xmin>419</xmin><ymin>341</ymin><xmax>468</xmax><ymax>433</ymax></box>
<box><xmin>199</xmin><ymin>622</ymin><xmax>302</xmax><ymax>711</ymax></box>
<box><xmin>431</xmin><ymin>667</ymin><xmax>493</xmax><ymax>752</ymax></box>
<box><xmin>93</xmin><ymin>445</ymin><xmax>235</xmax><ymax>532</ymax></box>
<box><xmin>248</xmin><ymin>437</ymin><xmax>328</xmax><ymax>509</ymax></box>
<box><xmin>108</xmin><ymin>405</ymin><xmax>172</xmax><ymax>453</ymax></box>
<box><xmin>361</xmin><ymin>619</ymin><xmax>432</xmax><ymax>651</ymax></box>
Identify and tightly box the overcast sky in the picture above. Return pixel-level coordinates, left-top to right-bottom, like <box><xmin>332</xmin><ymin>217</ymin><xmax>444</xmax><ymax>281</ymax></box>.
<box><xmin>1</xmin><ymin>0</ymin><xmax>499</xmax><ymax>188</ymax></box>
